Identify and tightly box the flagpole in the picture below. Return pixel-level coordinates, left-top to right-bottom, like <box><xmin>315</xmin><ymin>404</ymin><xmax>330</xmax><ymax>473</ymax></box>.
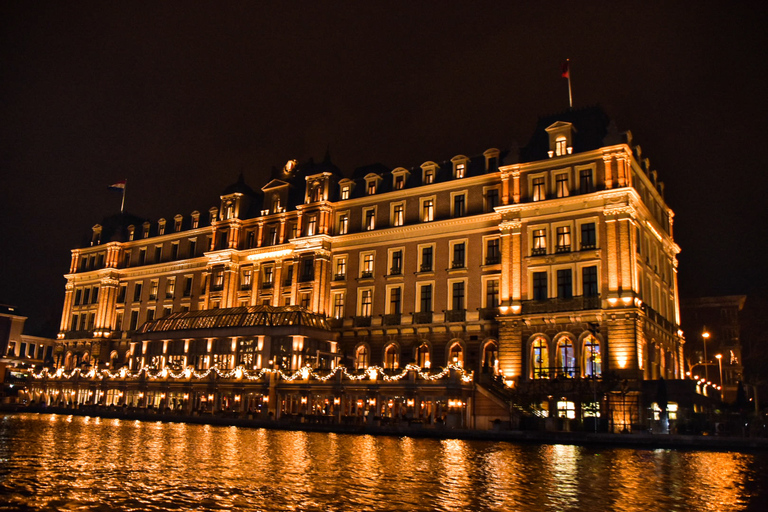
<box><xmin>566</xmin><ymin>59</ymin><xmax>573</xmax><ymax>109</ymax></box>
<box><xmin>121</xmin><ymin>179</ymin><xmax>126</xmax><ymax>213</ymax></box>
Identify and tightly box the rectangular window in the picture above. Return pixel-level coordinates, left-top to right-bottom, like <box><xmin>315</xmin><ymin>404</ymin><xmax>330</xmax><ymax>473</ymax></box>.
<box><xmin>393</xmin><ymin>204</ymin><xmax>404</xmax><ymax>227</ymax></box>
<box><xmin>424</xmin><ymin>168</ymin><xmax>434</xmax><ymax>184</ymax></box>
<box><xmin>579</xmin><ymin>169</ymin><xmax>593</xmax><ymax>194</ymax></box>
<box><xmin>582</xmin><ymin>266</ymin><xmax>598</xmax><ymax>297</ymax></box>
<box><xmin>123</xmin><ymin>251</ymin><xmax>131</xmax><ymax>268</ymax></box>
<box><xmin>163</xmin><ymin>306</ymin><xmax>172</xmax><ymax>317</ymax></box>
<box><xmin>453</xmin><ymin>194</ymin><xmax>466</xmax><ymax>217</ymax></box>
<box><xmin>367</xmin><ymin>181</ymin><xmax>376</xmax><ymax>195</ymax></box>
<box><xmin>117</xmin><ymin>285</ymin><xmax>127</xmax><ymax>303</ymax></box>
<box><xmin>485</xmin><ymin>238</ymin><xmax>500</xmax><ymax>265</ymax></box>
<box><xmin>92</xmin><ymin>287</ymin><xmax>98</xmax><ymax>304</ymax></box>
<box><xmin>263</xmin><ymin>266</ymin><xmax>274</xmax><ymax>287</ymax></box>
<box><xmin>212</xmin><ymin>270</ymin><xmax>224</xmax><ymax>291</ymax></box>
<box><xmin>129</xmin><ymin>310</ymin><xmax>139</xmax><ymax>331</ymax></box>
<box><xmin>557</xmin><ymin>269</ymin><xmax>573</xmax><ymax>299</ymax></box>
<box><xmin>338</xmin><ymin>214</ymin><xmax>349</xmax><ymax>234</ymax></box>
<box><xmin>301</xmin><ymin>258</ymin><xmax>314</xmax><ymax>281</ymax></box>
<box><xmin>394</xmin><ymin>175</ymin><xmax>404</xmax><ymax>190</ymax></box>
<box><xmin>420</xmin><ymin>284</ymin><xmax>432</xmax><ymax>312</ymax></box>
<box><xmin>333</xmin><ymin>294</ymin><xmax>345</xmax><ymax>318</ymax></box>
<box><xmin>422</xmin><ymin>199</ymin><xmax>434</xmax><ymax>222</ymax></box>
<box><xmin>83</xmin><ymin>288</ymin><xmax>91</xmax><ymax>305</ymax></box>
<box><xmin>283</xmin><ymin>264</ymin><xmax>294</xmax><ymax>286</ymax></box>
<box><xmin>166</xmin><ymin>278</ymin><xmax>176</xmax><ymax>299</ymax></box>
<box><xmin>390</xmin><ymin>250</ymin><xmax>403</xmax><ymax>275</ymax></box>
<box><xmin>581</xmin><ymin>222</ymin><xmax>597</xmax><ymax>249</ymax></box>
<box><xmin>533</xmin><ymin>272</ymin><xmax>548</xmax><ymax>300</ymax></box>
<box><xmin>452</xmin><ymin>242</ymin><xmax>465</xmax><ymax>268</ymax></box>
<box><xmin>361</xmin><ymin>253</ymin><xmax>374</xmax><ymax>278</ymax></box>
<box><xmin>300</xmin><ymin>292</ymin><xmax>311</xmax><ymax>309</ymax></box>
<box><xmin>334</xmin><ymin>257</ymin><xmax>347</xmax><ymax>280</ymax></box>
<box><xmin>154</xmin><ymin>246</ymin><xmax>162</xmax><ymax>263</ymax></box>
<box><xmin>556</xmin><ymin>174</ymin><xmax>569</xmax><ymax>198</ymax></box>
<box><xmin>486</xmin><ymin>279</ymin><xmax>500</xmax><ymax>308</ymax></box>
<box><xmin>485</xmin><ymin>188</ymin><xmax>499</xmax><ymax>212</ymax></box>
<box><xmin>189</xmin><ymin>239</ymin><xmax>197</xmax><ymax>258</ymax></box>
<box><xmin>364</xmin><ymin>208</ymin><xmax>376</xmax><ymax>231</ymax></box>
<box><xmin>420</xmin><ymin>246</ymin><xmax>433</xmax><ymax>272</ymax></box>
<box><xmin>455</xmin><ymin>163</ymin><xmax>465</xmax><ymax>179</ymax></box>
<box><xmin>138</xmin><ymin>248</ymin><xmax>146</xmax><ymax>265</ymax></box>
<box><xmin>183</xmin><ymin>277</ymin><xmax>193</xmax><ymax>297</ymax></box>
<box><xmin>389</xmin><ymin>287</ymin><xmax>402</xmax><ymax>314</ymax></box>
<box><xmin>146</xmin><ymin>309</ymin><xmax>155</xmax><ymax>322</ymax></box>
<box><xmin>171</xmin><ymin>243</ymin><xmax>179</xmax><ymax>260</ymax></box>
<box><xmin>306</xmin><ymin>216</ymin><xmax>317</xmax><ymax>236</ymax></box>
<box><xmin>241</xmin><ymin>268</ymin><xmax>253</xmax><ymax>289</ymax></box>
<box><xmin>532</xmin><ymin>177</ymin><xmax>546</xmax><ymax>201</ymax></box>
<box><xmin>133</xmin><ymin>283</ymin><xmax>143</xmax><ymax>302</ymax></box>
<box><xmin>360</xmin><ymin>290</ymin><xmax>372</xmax><ymax>317</ymax></box>
<box><xmin>149</xmin><ymin>280</ymin><xmax>159</xmax><ymax>300</ymax></box>
<box><xmin>452</xmin><ymin>281</ymin><xmax>465</xmax><ymax>311</ymax></box>
<box><xmin>533</xmin><ymin>229</ymin><xmax>547</xmax><ymax>255</ymax></box>
<box><xmin>556</xmin><ymin>226</ymin><xmax>571</xmax><ymax>252</ymax></box>
<box><xmin>340</xmin><ymin>185</ymin><xmax>350</xmax><ymax>200</ymax></box>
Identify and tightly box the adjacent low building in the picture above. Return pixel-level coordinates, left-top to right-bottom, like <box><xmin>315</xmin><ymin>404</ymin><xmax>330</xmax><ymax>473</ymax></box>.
<box><xmin>31</xmin><ymin>106</ymin><xmax>699</xmax><ymax>431</ymax></box>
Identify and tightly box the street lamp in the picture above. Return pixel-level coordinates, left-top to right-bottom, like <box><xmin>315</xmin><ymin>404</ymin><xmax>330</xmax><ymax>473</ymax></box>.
<box><xmin>701</xmin><ymin>330</ymin><xmax>711</xmax><ymax>381</ymax></box>
<box><xmin>715</xmin><ymin>354</ymin><xmax>723</xmax><ymax>389</ymax></box>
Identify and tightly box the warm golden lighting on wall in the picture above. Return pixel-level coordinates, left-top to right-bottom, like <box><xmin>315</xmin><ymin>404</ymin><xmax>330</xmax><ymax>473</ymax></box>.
<box><xmin>617</xmin><ymin>356</ymin><xmax>627</xmax><ymax>369</ymax></box>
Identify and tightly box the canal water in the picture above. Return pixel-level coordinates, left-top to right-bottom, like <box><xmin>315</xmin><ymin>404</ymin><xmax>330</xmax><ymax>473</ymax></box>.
<box><xmin>1</xmin><ymin>413</ymin><xmax>767</xmax><ymax>511</ymax></box>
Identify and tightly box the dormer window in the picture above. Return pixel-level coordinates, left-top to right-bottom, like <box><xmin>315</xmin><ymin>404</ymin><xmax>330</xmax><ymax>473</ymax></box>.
<box><xmin>174</xmin><ymin>215</ymin><xmax>183</xmax><ymax>232</ymax></box>
<box><xmin>191</xmin><ymin>211</ymin><xmax>200</xmax><ymax>229</ymax></box>
<box><xmin>367</xmin><ymin>181</ymin><xmax>376</xmax><ymax>195</ymax></box>
<box><xmin>143</xmin><ymin>222</ymin><xmax>151</xmax><ymax>238</ymax></box>
<box><xmin>391</xmin><ymin>167</ymin><xmax>410</xmax><ymax>191</ymax></box>
<box><xmin>272</xmin><ymin>194</ymin><xmax>281</xmax><ymax>213</ymax></box>
<box><xmin>394</xmin><ymin>175</ymin><xmax>404</xmax><ymax>190</ymax></box>
<box><xmin>456</xmin><ymin>163</ymin><xmax>465</xmax><ymax>178</ymax></box>
<box><xmin>127</xmin><ymin>225</ymin><xmax>135</xmax><ymax>241</ymax></box>
<box><xmin>424</xmin><ymin>168</ymin><xmax>434</xmax><ymax>184</ymax></box>
<box><xmin>421</xmin><ymin>162</ymin><xmax>439</xmax><ymax>185</ymax></box>
<box><xmin>555</xmin><ymin>136</ymin><xmax>567</xmax><ymax>156</ymax></box>
<box><xmin>341</xmin><ymin>185</ymin><xmax>350</xmax><ymax>200</ymax></box>
<box><xmin>451</xmin><ymin>156</ymin><xmax>469</xmax><ymax>179</ymax></box>
<box><xmin>209</xmin><ymin>207</ymin><xmax>218</xmax><ymax>224</ymax></box>
<box><xmin>363</xmin><ymin>173</ymin><xmax>381</xmax><ymax>196</ymax></box>
<box><xmin>158</xmin><ymin>219</ymin><xmax>166</xmax><ymax>235</ymax></box>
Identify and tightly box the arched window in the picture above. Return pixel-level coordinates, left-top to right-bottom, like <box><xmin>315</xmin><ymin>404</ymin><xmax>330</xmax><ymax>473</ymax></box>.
<box><xmin>557</xmin><ymin>337</ymin><xmax>576</xmax><ymax>378</ymax></box>
<box><xmin>64</xmin><ymin>352</ymin><xmax>73</xmax><ymax>371</ymax></box>
<box><xmin>384</xmin><ymin>344</ymin><xmax>399</xmax><ymax>370</ymax></box>
<box><xmin>583</xmin><ymin>335</ymin><xmax>602</xmax><ymax>378</ymax></box>
<box><xmin>531</xmin><ymin>337</ymin><xmax>549</xmax><ymax>379</ymax></box>
<box><xmin>355</xmin><ymin>345</ymin><xmax>369</xmax><ymax>370</ymax></box>
<box><xmin>482</xmin><ymin>341</ymin><xmax>498</xmax><ymax>373</ymax></box>
<box><xmin>417</xmin><ymin>343</ymin><xmax>431</xmax><ymax>368</ymax></box>
<box><xmin>449</xmin><ymin>342</ymin><xmax>464</xmax><ymax>367</ymax></box>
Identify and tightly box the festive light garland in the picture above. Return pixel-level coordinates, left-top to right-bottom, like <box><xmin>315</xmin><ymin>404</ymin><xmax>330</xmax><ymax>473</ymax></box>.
<box><xmin>30</xmin><ymin>363</ymin><xmax>473</xmax><ymax>384</ymax></box>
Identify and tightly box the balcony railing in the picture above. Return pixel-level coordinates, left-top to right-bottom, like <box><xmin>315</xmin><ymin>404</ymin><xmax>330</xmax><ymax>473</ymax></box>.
<box><xmin>333</xmin><ymin>273</ymin><xmax>346</xmax><ymax>281</ymax></box>
<box><xmin>261</xmin><ymin>282</ymin><xmax>273</xmax><ymax>289</ymax></box>
<box><xmin>521</xmin><ymin>295</ymin><xmax>601</xmax><ymax>314</ymax></box>
<box><xmin>484</xmin><ymin>255</ymin><xmax>500</xmax><ymax>265</ymax></box>
<box><xmin>580</xmin><ymin>242</ymin><xmax>596</xmax><ymax>250</ymax></box>
<box><xmin>419</xmin><ymin>264</ymin><xmax>433</xmax><ymax>272</ymax></box>
<box><xmin>382</xmin><ymin>313</ymin><xmax>401</xmax><ymax>326</ymax></box>
<box><xmin>360</xmin><ymin>271</ymin><xmax>373</xmax><ymax>279</ymax></box>
<box><xmin>353</xmin><ymin>316</ymin><xmax>372</xmax><ymax>327</ymax></box>
<box><xmin>555</xmin><ymin>245</ymin><xmax>571</xmax><ymax>253</ymax></box>
<box><xmin>531</xmin><ymin>247</ymin><xmax>546</xmax><ymax>256</ymax></box>
<box><xmin>389</xmin><ymin>268</ymin><xmax>402</xmax><ymax>276</ymax></box>
<box><xmin>451</xmin><ymin>261</ymin><xmax>465</xmax><ymax>269</ymax></box>
<box><xmin>445</xmin><ymin>309</ymin><xmax>466</xmax><ymax>322</ymax></box>
<box><xmin>478</xmin><ymin>308</ymin><xmax>498</xmax><ymax>320</ymax></box>
<box><xmin>413</xmin><ymin>311</ymin><xmax>432</xmax><ymax>324</ymax></box>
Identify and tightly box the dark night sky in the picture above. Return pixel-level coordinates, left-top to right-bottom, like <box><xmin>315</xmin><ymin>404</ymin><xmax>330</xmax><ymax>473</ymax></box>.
<box><xmin>2</xmin><ymin>2</ymin><xmax>767</xmax><ymax>335</ymax></box>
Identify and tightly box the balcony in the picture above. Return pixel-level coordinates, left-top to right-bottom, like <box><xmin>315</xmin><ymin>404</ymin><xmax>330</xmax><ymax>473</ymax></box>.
<box><xmin>555</xmin><ymin>245</ymin><xmax>571</xmax><ymax>254</ymax></box>
<box><xmin>333</xmin><ymin>273</ymin><xmax>346</xmax><ymax>281</ymax></box>
<box><xmin>389</xmin><ymin>267</ymin><xmax>402</xmax><ymax>276</ymax></box>
<box><xmin>382</xmin><ymin>313</ymin><xmax>401</xmax><ymax>326</ymax></box>
<box><xmin>445</xmin><ymin>309</ymin><xmax>466</xmax><ymax>322</ymax></box>
<box><xmin>580</xmin><ymin>242</ymin><xmax>596</xmax><ymax>250</ymax></box>
<box><xmin>419</xmin><ymin>264</ymin><xmax>433</xmax><ymax>272</ymax></box>
<box><xmin>412</xmin><ymin>311</ymin><xmax>433</xmax><ymax>324</ymax></box>
<box><xmin>521</xmin><ymin>295</ymin><xmax>601</xmax><ymax>314</ymax></box>
<box><xmin>450</xmin><ymin>261</ymin><xmax>465</xmax><ymax>270</ymax></box>
<box><xmin>531</xmin><ymin>248</ymin><xmax>546</xmax><ymax>256</ymax></box>
<box><xmin>353</xmin><ymin>316</ymin><xmax>372</xmax><ymax>327</ymax></box>
<box><xmin>360</xmin><ymin>271</ymin><xmax>373</xmax><ymax>279</ymax></box>
<box><xmin>484</xmin><ymin>255</ymin><xmax>500</xmax><ymax>265</ymax></box>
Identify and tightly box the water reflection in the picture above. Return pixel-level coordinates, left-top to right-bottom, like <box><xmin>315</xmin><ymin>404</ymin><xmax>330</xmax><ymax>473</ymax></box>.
<box><xmin>0</xmin><ymin>413</ymin><xmax>766</xmax><ymax>511</ymax></box>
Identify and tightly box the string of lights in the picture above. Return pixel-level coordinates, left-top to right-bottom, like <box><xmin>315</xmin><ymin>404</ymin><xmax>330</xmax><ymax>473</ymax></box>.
<box><xmin>30</xmin><ymin>363</ymin><xmax>474</xmax><ymax>384</ymax></box>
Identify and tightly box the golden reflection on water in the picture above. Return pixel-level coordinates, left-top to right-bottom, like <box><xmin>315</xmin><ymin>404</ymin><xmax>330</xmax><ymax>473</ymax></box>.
<box><xmin>0</xmin><ymin>414</ymin><xmax>765</xmax><ymax>511</ymax></box>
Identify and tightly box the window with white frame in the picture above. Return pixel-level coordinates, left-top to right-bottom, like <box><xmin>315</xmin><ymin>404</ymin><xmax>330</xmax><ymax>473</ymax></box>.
<box><xmin>337</xmin><ymin>213</ymin><xmax>349</xmax><ymax>235</ymax></box>
<box><xmin>367</xmin><ymin>180</ymin><xmax>376</xmax><ymax>195</ymax></box>
<box><xmin>532</xmin><ymin>176</ymin><xmax>546</xmax><ymax>201</ymax></box>
<box><xmin>423</xmin><ymin>167</ymin><xmax>435</xmax><ymax>184</ymax></box>
<box><xmin>359</xmin><ymin>289</ymin><xmax>373</xmax><ymax>317</ymax></box>
<box><xmin>455</xmin><ymin>162</ymin><xmax>466</xmax><ymax>179</ymax></box>
<box><xmin>306</xmin><ymin>215</ymin><xmax>317</xmax><ymax>236</ymax></box>
<box><xmin>450</xmin><ymin>241</ymin><xmax>466</xmax><ymax>269</ymax></box>
<box><xmin>421</xmin><ymin>197</ymin><xmax>434</xmax><ymax>222</ymax></box>
<box><xmin>419</xmin><ymin>244</ymin><xmax>434</xmax><ymax>272</ymax></box>
<box><xmin>389</xmin><ymin>249</ymin><xmax>403</xmax><ymax>275</ymax></box>
<box><xmin>394</xmin><ymin>175</ymin><xmax>404</xmax><ymax>190</ymax></box>
<box><xmin>332</xmin><ymin>292</ymin><xmax>345</xmax><ymax>319</ymax></box>
<box><xmin>485</xmin><ymin>237</ymin><xmax>500</xmax><ymax>265</ymax></box>
<box><xmin>555</xmin><ymin>136</ymin><xmax>567</xmax><ymax>156</ymax></box>
<box><xmin>340</xmin><ymin>185</ymin><xmax>350</xmax><ymax>200</ymax></box>
<box><xmin>555</xmin><ymin>173</ymin><xmax>569</xmax><ymax>198</ymax></box>
<box><xmin>484</xmin><ymin>187</ymin><xmax>500</xmax><ymax>212</ymax></box>
<box><xmin>484</xmin><ymin>277</ymin><xmax>500</xmax><ymax>309</ymax></box>
<box><xmin>392</xmin><ymin>203</ymin><xmax>404</xmax><ymax>227</ymax></box>
<box><xmin>360</xmin><ymin>252</ymin><xmax>374</xmax><ymax>278</ymax></box>
<box><xmin>556</xmin><ymin>226</ymin><xmax>572</xmax><ymax>252</ymax></box>
<box><xmin>579</xmin><ymin>168</ymin><xmax>594</xmax><ymax>194</ymax></box>
<box><xmin>418</xmin><ymin>282</ymin><xmax>433</xmax><ymax>312</ymax></box>
<box><xmin>580</xmin><ymin>221</ymin><xmax>597</xmax><ymax>249</ymax></box>
<box><xmin>363</xmin><ymin>207</ymin><xmax>376</xmax><ymax>231</ymax></box>
<box><xmin>334</xmin><ymin>256</ymin><xmax>347</xmax><ymax>280</ymax></box>
<box><xmin>449</xmin><ymin>279</ymin><xmax>466</xmax><ymax>310</ymax></box>
<box><xmin>166</xmin><ymin>278</ymin><xmax>176</xmax><ymax>299</ymax></box>
<box><xmin>388</xmin><ymin>286</ymin><xmax>402</xmax><ymax>315</ymax></box>
<box><xmin>452</xmin><ymin>192</ymin><xmax>466</xmax><ymax>217</ymax></box>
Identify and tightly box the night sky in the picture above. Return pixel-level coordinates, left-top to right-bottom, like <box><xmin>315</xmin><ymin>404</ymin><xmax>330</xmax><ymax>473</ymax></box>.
<box><xmin>2</xmin><ymin>3</ymin><xmax>767</xmax><ymax>335</ymax></box>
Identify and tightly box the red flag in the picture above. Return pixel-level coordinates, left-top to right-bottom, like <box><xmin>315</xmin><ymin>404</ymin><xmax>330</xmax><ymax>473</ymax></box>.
<box><xmin>561</xmin><ymin>60</ymin><xmax>570</xmax><ymax>79</ymax></box>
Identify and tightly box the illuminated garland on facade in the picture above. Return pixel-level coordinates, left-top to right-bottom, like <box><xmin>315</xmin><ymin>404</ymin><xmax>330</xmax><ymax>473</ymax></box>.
<box><xmin>30</xmin><ymin>363</ymin><xmax>473</xmax><ymax>384</ymax></box>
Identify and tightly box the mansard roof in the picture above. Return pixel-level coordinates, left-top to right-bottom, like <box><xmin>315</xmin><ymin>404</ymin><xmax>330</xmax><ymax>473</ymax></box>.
<box><xmin>520</xmin><ymin>105</ymin><xmax>613</xmax><ymax>162</ymax></box>
<box><xmin>221</xmin><ymin>173</ymin><xmax>256</xmax><ymax>197</ymax></box>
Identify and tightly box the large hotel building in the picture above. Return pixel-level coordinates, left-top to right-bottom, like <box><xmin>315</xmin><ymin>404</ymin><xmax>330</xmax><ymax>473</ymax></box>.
<box><xmin>34</xmin><ymin>107</ymin><xmax>686</xmax><ymax>430</ymax></box>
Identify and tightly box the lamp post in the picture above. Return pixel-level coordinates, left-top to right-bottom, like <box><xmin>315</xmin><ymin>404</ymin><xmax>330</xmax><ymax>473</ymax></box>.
<box><xmin>701</xmin><ymin>330</ymin><xmax>710</xmax><ymax>381</ymax></box>
<box><xmin>715</xmin><ymin>353</ymin><xmax>723</xmax><ymax>388</ymax></box>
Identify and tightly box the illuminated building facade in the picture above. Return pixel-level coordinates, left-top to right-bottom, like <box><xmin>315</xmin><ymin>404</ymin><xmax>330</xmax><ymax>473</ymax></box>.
<box><xmin>36</xmin><ymin>107</ymin><xmax>684</xmax><ymax>430</ymax></box>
